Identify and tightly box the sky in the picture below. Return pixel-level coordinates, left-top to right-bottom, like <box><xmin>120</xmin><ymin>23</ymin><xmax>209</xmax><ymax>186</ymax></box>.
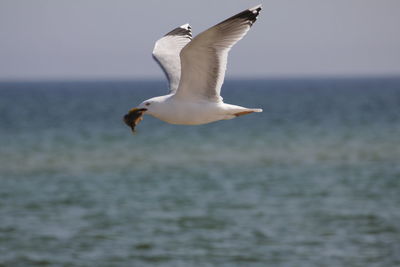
<box><xmin>1</xmin><ymin>0</ymin><xmax>400</xmax><ymax>81</ymax></box>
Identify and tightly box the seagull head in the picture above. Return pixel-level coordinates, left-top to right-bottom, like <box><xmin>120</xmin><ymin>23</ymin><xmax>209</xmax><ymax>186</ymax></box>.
<box><xmin>123</xmin><ymin>96</ymin><xmax>166</xmax><ymax>133</ymax></box>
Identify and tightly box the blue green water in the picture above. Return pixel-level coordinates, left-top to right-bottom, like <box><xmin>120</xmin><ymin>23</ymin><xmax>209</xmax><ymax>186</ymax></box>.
<box><xmin>1</xmin><ymin>78</ymin><xmax>400</xmax><ymax>266</ymax></box>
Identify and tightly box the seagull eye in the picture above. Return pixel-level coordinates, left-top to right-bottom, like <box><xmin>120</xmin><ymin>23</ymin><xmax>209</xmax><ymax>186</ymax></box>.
<box><xmin>145</xmin><ymin>102</ymin><xmax>151</xmax><ymax>106</ymax></box>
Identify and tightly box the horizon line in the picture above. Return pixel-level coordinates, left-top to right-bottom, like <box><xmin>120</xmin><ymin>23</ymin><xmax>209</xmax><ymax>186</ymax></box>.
<box><xmin>1</xmin><ymin>74</ymin><xmax>400</xmax><ymax>84</ymax></box>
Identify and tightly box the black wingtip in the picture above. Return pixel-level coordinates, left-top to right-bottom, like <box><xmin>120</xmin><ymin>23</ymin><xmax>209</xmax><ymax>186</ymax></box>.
<box><xmin>164</xmin><ymin>24</ymin><xmax>192</xmax><ymax>39</ymax></box>
<box><xmin>218</xmin><ymin>4</ymin><xmax>262</xmax><ymax>27</ymax></box>
<box><xmin>241</xmin><ymin>4</ymin><xmax>262</xmax><ymax>26</ymax></box>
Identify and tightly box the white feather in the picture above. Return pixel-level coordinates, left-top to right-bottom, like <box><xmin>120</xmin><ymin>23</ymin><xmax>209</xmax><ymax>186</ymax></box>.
<box><xmin>175</xmin><ymin>4</ymin><xmax>262</xmax><ymax>102</ymax></box>
<box><xmin>152</xmin><ymin>24</ymin><xmax>192</xmax><ymax>93</ymax></box>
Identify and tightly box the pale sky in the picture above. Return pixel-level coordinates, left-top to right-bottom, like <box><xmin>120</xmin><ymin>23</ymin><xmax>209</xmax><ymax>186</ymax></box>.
<box><xmin>1</xmin><ymin>0</ymin><xmax>400</xmax><ymax>81</ymax></box>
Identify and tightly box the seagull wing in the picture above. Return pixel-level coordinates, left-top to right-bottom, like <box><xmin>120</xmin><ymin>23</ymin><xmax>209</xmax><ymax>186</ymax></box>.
<box><xmin>175</xmin><ymin>5</ymin><xmax>262</xmax><ymax>102</ymax></box>
<box><xmin>152</xmin><ymin>24</ymin><xmax>192</xmax><ymax>93</ymax></box>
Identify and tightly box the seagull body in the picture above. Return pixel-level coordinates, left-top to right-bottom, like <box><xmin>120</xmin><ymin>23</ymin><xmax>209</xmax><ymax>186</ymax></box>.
<box><xmin>124</xmin><ymin>5</ymin><xmax>263</xmax><ymax>132</ymax></box>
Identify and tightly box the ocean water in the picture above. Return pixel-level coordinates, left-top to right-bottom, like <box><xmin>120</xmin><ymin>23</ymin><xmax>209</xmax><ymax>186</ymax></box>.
<box><xmin>0</xmin><ymin>78</ymin><xmax>399</xmax><ymax>266</ymax></box>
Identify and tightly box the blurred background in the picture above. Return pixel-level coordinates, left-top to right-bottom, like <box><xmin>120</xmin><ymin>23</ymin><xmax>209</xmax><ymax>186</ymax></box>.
<box><xmin>1</xmin><ymin>1</ymin><xmax>400</xmax><ymax>266</ymax></box>
<box><xmin>1</xmin><ymin>0</ymin><xmax>400</xmax><ymax>80</ymax></box>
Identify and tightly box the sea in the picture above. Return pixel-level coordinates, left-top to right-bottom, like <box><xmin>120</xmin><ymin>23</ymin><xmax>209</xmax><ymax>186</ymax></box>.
<box><xmin>0</xmin><ymin>78</ymin><xmax>399</xmax><ymax>266</ymax></box>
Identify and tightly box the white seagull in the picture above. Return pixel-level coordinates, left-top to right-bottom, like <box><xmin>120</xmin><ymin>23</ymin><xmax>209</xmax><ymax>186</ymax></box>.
<box><xmin>124</xmin><ymin>5</ymin><xmax>263</xmax><ymax>132</ymax></box>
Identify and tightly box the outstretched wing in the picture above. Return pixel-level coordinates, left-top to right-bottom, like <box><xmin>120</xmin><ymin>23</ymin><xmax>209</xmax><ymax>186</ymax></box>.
<box><xmin>175</xmin><ymin>5</ymin><xmax>262</xmax><ymax>102</ymax></box>
<box><xmin>152</xmin><ymin>24</ymin><xmax>192</xmax><ymax>93</ymax></box>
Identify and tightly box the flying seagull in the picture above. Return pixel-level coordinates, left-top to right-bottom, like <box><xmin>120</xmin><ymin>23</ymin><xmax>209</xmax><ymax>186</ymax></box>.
<box><xmin>124</xmin><ymin>4</ymin><xmax>263</xmax><ymax>132</ymax></box>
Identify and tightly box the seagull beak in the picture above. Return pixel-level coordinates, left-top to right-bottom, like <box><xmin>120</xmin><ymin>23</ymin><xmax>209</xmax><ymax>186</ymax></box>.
<box><xmin>123</xmin><ymin>108</ymin><xmax>147</xmax><ymax>133</ymax></box>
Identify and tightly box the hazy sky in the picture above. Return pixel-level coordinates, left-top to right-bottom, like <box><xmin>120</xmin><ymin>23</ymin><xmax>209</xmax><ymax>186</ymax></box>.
<box><xmin>1</xmin><ymin>0</ymin><xmax>400</xmax><ymax>81</ymax></box>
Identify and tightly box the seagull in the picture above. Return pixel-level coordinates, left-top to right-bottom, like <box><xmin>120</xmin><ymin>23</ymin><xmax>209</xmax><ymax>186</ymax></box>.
<box><xmin>124</xmin><ymin>4</ymin><xmax>263</xmax><ymax>132</ymax></box>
